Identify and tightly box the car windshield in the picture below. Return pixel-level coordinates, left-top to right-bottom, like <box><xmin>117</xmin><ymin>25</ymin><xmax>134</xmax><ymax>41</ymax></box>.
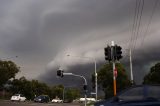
<box><xmin>20</xmin><ymin>94</ymin><xmax>24</xmax><ymax>97</ymax></box>
<box><xmin>36</xmin><ymin>95</ymin><xmax>46</xmax><ymax>99</ymax></box>
<box><xmin>147</xmin><ymin>86</ymin><xmax>160</xmax><ymax>99</ymax></box>
<box><xmin>36</xmin><ymin>96</ymin><xmax>43</xmax><ymax>99</ymax></box>
<box><xmin>14</xmin><ymin>94</ymin><xmax>20</xmax><ymax>96</ymax></box>
<box><xmin>118</xmin><ymin>86</ymin><xmax>143</xmax><ymax>101</ymax></box>
<box><xmin>118</xmin><ymin>85</ymin><xmax>160</xmax><ymax>101</ymax></box>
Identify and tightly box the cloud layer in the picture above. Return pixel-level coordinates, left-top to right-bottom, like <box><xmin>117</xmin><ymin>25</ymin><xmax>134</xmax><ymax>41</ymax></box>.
<box><xmin>0</xmin><ymin>0</ymin><xmax>160</xmax><ymax>85</ymax></box>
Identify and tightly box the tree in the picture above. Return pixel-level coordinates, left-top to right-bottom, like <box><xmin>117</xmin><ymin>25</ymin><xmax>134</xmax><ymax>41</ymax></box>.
<box><xmin>93</xmin><ymin>63</ymin><xmax>131</xmax><ymax>99</ymax></box>
<box><xmin>64</xmin><ymin>88</ymin><xmax>80</xmax><ymax>102</ymax></box>
<box><xmin>10</xmin><ymin>77</ymin><xmax>51</xmax><ymax>100</ymax></box>
<box><xmin>143</xmin><ymin>63</ymin><xmax>160</xmax><ymax>84</ymax></box>
<box><xmin>10</xmin><ymin>77</ymin><xmax>33</xmax><ymax>99</ymax></box>
<box><xmin>50</xmin><ymin>85</ymin><xmax>64</xmax><ymax>99</ymax></box>
<box><xmin>0</xmin><ymin>60</ymin><xmax>20</xmax><ymax>88</ymax></box>
<box><xmin>31</xmin><ymin>80</ymin><xmax>51</xmax><ymax>98</ymax></box>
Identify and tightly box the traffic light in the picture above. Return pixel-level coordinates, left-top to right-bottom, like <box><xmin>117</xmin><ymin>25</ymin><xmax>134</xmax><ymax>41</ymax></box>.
<box><xmin>114</xmin><ymin>45</ymin><xmax>122</xmax><ymax>60</ymax></box>
<box><xmin>57</xmin><ymin>70</ymin><xmax>64</xmax><ymax>77</ymax></box>
<box><xmin>83</xmin><ymin>85</ymin><xmax>87</xmax><ymax>90</ymax></box>
<box><xmin>104</xmin><ymin>46</ymin><xmax>112</xmax><ymax>61</ymax></box>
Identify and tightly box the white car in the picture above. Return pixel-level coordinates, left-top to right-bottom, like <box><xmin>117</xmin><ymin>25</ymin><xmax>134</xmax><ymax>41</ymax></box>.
<box><xmin>51</xmin><ymin>99</ymin><xmax>63</xmax><ymax>103</ymax></box>
<box><xmin>79</xmin><ymin>98</ymin><xmax>96</xmax><ymax>103</ymax></box>
<box><xmin>11</xmin><ymin>94</ymin><xmax>26</xmax><ymax>102</ymax></box>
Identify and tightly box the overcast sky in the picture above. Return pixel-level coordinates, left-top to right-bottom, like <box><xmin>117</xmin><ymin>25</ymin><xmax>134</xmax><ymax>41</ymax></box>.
<box><xmin>0</xmin><ymin>0</ymin><xmax>160</xmax><ymax>85</ymax></box>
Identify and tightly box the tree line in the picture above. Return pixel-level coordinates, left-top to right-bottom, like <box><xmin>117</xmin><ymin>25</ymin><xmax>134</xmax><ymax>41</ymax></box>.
<box><xmin>9</xmin><ymin>77</ymin><xmax>80</xmax><ymax>101</ymax></box>
<box><xmin>0</xmin><ymin>60</ymin><xmax>80</xmax><ymax>101</ymax></box>
<box><xmin>92</xmin><ymin>62</ymin><xmax>160</xmax><ymax>99</ymax></box>
<box><xmin>0</xmin><ymin>60</ymin><xmax>160</xmax><ymax>100</ymax></box>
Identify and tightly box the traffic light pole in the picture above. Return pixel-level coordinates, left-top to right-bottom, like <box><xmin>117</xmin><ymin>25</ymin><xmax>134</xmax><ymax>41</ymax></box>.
<box><xmin>104</xmin><ymin>41</ymin><xmax>122</xmax><ymax>96</ymax></box>
<box><xmin>67</xmin><ymin>55</ymin><xmax>98</xmax><ymax>101</ymax></box>
<box><xmin>62</xmin><ymin>72</ymin><xmax>87</xmax><ymax>106</ymax></box>
<box><xmin>111</xmin><ymin>41</ymin><xmax>117</xmax><ymax>96</ymax></box>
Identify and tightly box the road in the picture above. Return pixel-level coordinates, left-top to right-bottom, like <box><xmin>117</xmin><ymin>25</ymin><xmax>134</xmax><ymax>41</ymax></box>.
<box><xmin>0</xmin><ymin>100</ymin><xmax>82</xmax><ymax>106</ymax></box>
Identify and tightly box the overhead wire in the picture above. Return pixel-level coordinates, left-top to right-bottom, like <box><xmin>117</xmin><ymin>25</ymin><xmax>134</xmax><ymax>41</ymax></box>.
<box><xmin>141</xmin><ymin>0</ymin><xmax>159</xmax><ymax>46</ymax></box>
<box><xmin>132</xmin><ymin>0</ymin><xmax>144</xmax><ymax>51</ymax></box>
<box><xmin>126</xmin><ymin>0</ymin><xmax>159</xmax><ymax>82</ymax></box>
<box><xmin>128</xmin><ymin>0</ymin><xmax>158</xmax><ymax>60</ymax></box>
<box><xmin>129</xmin><ymin>0</ymin><xmax>142</xmax><ymax>51</ymax></box>
<box><xmin>129</xmin><ymin>0</ymin><xmax>138</xmax><ymax>50</ymax></box>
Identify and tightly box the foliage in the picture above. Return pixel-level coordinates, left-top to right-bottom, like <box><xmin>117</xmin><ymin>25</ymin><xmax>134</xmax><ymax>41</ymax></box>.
<box><xmin>143</xmin><ymin>63</ymin><xmax>160</xmax><ymax>84</ymax></box>
<box><xmin>0</xmin><ymin>60</ymin><xmax>88</xmax><ymax>101</ymax></box>
<box><xmin>50</xmin><ymin>85</ymin><xmax>80</xmax><ymax>102</ymax></box>
<box><xmin>0</xmin><ymin>60</ymin><xmax>20</xmax><ymax>88</ymax></box>
<box><xmin>50</xmin><ymin>85</ymin><xmax>64</xmax><ymax>99</ymax></box>
<box><xmin>64</xmin><ymin>88</ymin><xmax>80</xmax><ymax>102</ymax></box>
<box><xmin>9</xmin><ymin>77</ymin><xmax>80</xmax><ymax>101</ymax></box>
<box><xmin>93</xmin><ymin>63</ymin><xmax>131</xmax><ymax>99</ymax></box>
<box><xmin>10</xmin><ymin>77</ymin><xmax>51</xmax><ymax>100</ymax></box>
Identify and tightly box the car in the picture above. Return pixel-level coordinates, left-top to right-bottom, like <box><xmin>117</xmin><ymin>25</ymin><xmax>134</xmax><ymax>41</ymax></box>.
<box><xmin>94</xmin><ymin>85</ymin><xmax>160</xmax><ymax>106</ymax></box>
<box><xmin>34</xmin><ymin>95</ymin><xmax>50</xmax><ymax>103</ymax></box>
<box><xmin>10</xmin><ymin>94</ymin><xmax>26</xmax><ymax>102</ymax></box>
<box><xmin>51</xmin><ymin>98</ymin><xmax>63</xmax><ymax>103</ymax></box>
<box><xmin>79</xmin><ymin>98</ymin><xmax>96</xmax><ymax>103</ymax></box>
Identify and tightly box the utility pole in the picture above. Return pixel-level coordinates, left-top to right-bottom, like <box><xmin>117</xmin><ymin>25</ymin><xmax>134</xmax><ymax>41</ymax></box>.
<box><xmin>129</xmin><ymin>49</ymin><xmax>134</xmax><ymax>84</ymax></box>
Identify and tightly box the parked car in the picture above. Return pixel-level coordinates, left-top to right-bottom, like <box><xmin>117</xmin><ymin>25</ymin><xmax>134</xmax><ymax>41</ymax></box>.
<box><xmin>51</xmin><ymin>98</ymin><xmax>63</xmax><ymax>103</ymax></box>
<box><xmin>94</xmin><ymin>85</ymin><xmax>160</xmax><ymax>106</ymax></box>
<box><xmin>10</xmin><ymin>94</ymin><xmax>26</xmax><ymax>102</ymax></box>
<box><xmin>34</xmin><ymin>95</ymin><xmax>50</xmax><ymax>103</ymax></box>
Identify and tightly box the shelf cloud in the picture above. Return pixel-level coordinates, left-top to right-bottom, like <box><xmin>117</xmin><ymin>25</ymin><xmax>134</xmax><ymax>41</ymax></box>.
<box><xmin>0</xmin><ymin>0</ymin><xmax>160</xmax><ymax>85</ymax></box>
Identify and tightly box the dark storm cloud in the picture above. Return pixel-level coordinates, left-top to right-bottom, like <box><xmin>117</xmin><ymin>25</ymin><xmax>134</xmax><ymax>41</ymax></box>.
<box><xmin>0</xmin><ymin>0</ymin><xmax>160</xmax><ymax>84</ymax></box>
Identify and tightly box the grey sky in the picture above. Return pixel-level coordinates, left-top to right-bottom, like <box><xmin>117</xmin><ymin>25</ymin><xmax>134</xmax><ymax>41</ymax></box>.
<box><xmin>0</xmin><ymin>0</ymin><xmax>160</xmax><ymax>85</ymax></box>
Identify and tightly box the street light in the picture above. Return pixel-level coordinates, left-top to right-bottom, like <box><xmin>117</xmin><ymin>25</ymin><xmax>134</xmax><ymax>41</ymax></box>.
<box><xmin>67</xmin><ymin>54</ymin><xmax>98</xmax><ymax>101</ymax></box>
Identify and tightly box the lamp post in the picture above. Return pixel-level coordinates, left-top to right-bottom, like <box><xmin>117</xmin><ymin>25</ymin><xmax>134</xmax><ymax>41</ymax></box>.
<box><xmin>67</xmin><ymin>55</ymin><xmax>98</xmax><ymax>101</ymax></box>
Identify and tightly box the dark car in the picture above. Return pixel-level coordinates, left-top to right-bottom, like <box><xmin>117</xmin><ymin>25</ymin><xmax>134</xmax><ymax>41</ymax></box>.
<box><xmin>34</xmin><ymin>95</ymin><xmax>50</xmax><ymax>103</ymax></box>
<box><xmin>94</xmin><ymin>85</ymin><xmax>160</xmax><ymax>106</ymax></box>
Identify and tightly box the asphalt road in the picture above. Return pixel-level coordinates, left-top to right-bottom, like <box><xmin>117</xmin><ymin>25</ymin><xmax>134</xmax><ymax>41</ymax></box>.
<box><xmin>0</xmin><ymin>100</ymin><xmax>82</xmax><ymax>106</ymax></box>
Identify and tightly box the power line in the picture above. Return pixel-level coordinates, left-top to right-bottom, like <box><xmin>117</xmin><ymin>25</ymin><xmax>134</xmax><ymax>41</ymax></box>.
<box><xmin>132</xmin><ymin>0</ymin><xmax>144</xmax><ymax>51</ymax></box>
<box><xmin>141</xmin><ymin>0</ymin><xmax>159</xmax><ymax>46</ymax></box>
<box><xmin>129</xmin><ymin>0</ymin><xmax>138</xmax><ymax>50</ymax></box>
<box><xmin>127</xmin><ymin>0</ymin><xmax>144</xmax><ymax>83</ymax></box>
<box><xmin>129</xmin><ymin>0</ymin><xmax>142</xmax><ymax>51</ymax></box>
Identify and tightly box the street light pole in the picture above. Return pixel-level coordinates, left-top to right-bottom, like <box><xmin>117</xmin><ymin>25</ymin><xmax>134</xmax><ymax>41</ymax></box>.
<box><xmin>67</xmin><ymin>55</ymin><xmax>98</xmax><ymax>101</ymax></box>
<box><xmin>63</xmin><ymin>87</ymin><xmax>65</xmax><ymax>103</ymax></box>
<box><xmin>94</xmin><ymin>59</ymin><xmax>98</xmax><ymax>101</ymax></box>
